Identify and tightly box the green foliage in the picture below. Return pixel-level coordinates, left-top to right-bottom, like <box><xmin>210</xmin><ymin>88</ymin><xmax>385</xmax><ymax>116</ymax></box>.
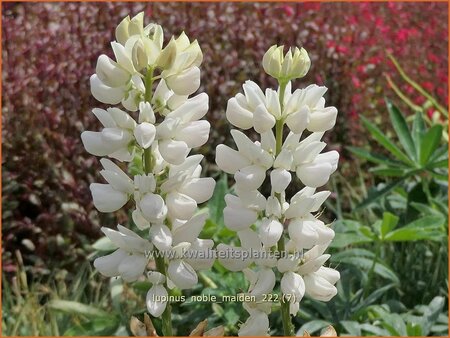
<box><xmin>349</xmin><ymin>100</ymin><xmax>447</xmax><ymax>211</ymax></box>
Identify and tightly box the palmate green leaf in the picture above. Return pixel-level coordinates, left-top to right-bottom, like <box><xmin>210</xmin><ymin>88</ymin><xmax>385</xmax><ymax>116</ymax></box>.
<box><xmin>380</xmin><ymin>212</ymin><xmax>399</xmax><ymax>239</ymax></box>
<box><xmin>428</xmin><ymin>158</ymin><xmax>448</xmax><ymax>169</ymax></box>
<box><xmin>354</xmin><ymin>177</ymin><xmax>406</xmax><ymax>211</ymax></box>
<box><xmin>386</xmin><ymin>99</ymin><xmax>417</xmax><ymax>161</ymax></box>
<box><xmin>347</xmin><ymin>146</ymin><xmax>405</xmax><ymax>167</ymax></box>
<box><xmin>340</xmin><ymin>321</ymin><xmax>362</xmax><ymax>336</ymax></box>
<box><xmin>360</xmin><ymin>116</ymin><xmax>414</xmax><ymax>166</ymax></box>
<box><xmin>329</xmin><ymin>233</ymin><xmax>373</xmax><ymax>248</ymax></box>
<box><xmin>412</xmin><ymin>112</ymin><xmax>426</xmax><ymax>151</ymax></box>
<box><xmin>420</xmin><ymin>124</ymin><xmax>444</xmax><ymax>165</ymax></box>
<box><xmin>353</xmin><ymin>283</ymin><xmax>397</xmax><ymax>314</ymax></box>
<box><xmin>369</xmin><ymin>166</ymin><xmax>407</xmax><ymax>177</ymax></box>
<box><xmin>330</xmin><ymin>254</ymin><xmax>399</xmax><ymax>283</ymax></box>
<box><xmin>384</xmin><ymin>215</ymin><xmax>445</xmax><ymax>242</ymax></box>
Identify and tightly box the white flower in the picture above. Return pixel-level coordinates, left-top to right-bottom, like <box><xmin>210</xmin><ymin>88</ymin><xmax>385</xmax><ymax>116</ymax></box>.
<box><xmin>297</xmin><ymin>243</ymin><xmax>340</xmax><ymax>301</ymax></box>
<box><xmin>225</xmin><ymin>81</ymin><xmax>280</xmax><ymax>132</ymax></box>
<box><xmin>161</xmin><ymin>32</ymin><xmax>203</xmax><ymax>95</ymax></box>
<box><xmin>160</xmin><ymin>155</ymin><xmax>215</xmax><ymax>221</ymax></box>
<box><xmin>93</xmin><ymin>225</ymin><xmax>152</xmax><ymax>282</ymax></box>
<box><xmin>133</xmin><ymin>102</ymin><xmax>156</xmax><ymax>149</ymax></box>
<box><xmin>259</xmin><ymin>218</ymin><xmax>283</xmax><ymax>247</ymax></box>
<box><xmin>245</xmin><ymin>268</ymin><xmax>276</xmax><ymax>297</ymax></box>
<box><xmin>146</xmin><ymin>271</ymin><xmax>168</xmax><ymax>317</ymax></box>
<box><xmin>270</xmin><ymin>168</ymin><xmax>291</xmax><ymax>194</ymax></box>
<box><xmin>303</xmin><ymin>266</ymin><xmax>340</xmax><ymax>301</ymax></box>
<box><xmin>156</xmin><ymin>93</ymin><xmax>210</xmax><ymax>165</ymax></box>
<box><xmin>216</xmin><ymin>129</ymin><xmax>272</xmax><ymax>190</ymax></box>
<box><xmin>283</xmin><ymin>84</ymin><xmax>337</xmax><ymax>133</ymax></box>
<box><xmin>81</xmin><ymin>107</ymin><xmax>136</xmax><ymax>161</ymax></box>
<box><xmin>90</xmin><ymin>158</ymin><xmax>133</xmax><ymax>212</ymax></box>
<box><xmin>293</xmin><ymin>133</ymin><xmax>339</xmax><ymax>187</ymax></box>
<box><xmin>238</xmin><ymin>311</ymin><xmax>269</xmax><ymax>336</ymax></box>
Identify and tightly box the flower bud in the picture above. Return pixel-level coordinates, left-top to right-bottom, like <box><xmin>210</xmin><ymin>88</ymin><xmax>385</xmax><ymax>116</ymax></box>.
<box><xmin>262</xmin><ymin>45</ymin><xmax>311</xmax><ymax>81</ymax></box>
<box><xmin>115</xmin><ymin>16</ymin><xmax>130</xmax><ymax>45</ymax></box>
<box><xmin>132</xmin><ymin>39</ymin><xmax>148</xmax><ymax>71</ymax></box>
<box><xmin>156</xmin><ymin>38</ymin><xmax>177</xmax><ymax>70</ymax></box>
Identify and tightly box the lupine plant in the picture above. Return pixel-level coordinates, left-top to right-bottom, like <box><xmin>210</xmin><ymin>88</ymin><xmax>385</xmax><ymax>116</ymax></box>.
<box><xmin>81</xmin><ymin>13</ymin><xmax>216</xmax><ymax>336</ymax></box>
<box><xmin>215</xmin><ymin>46</ymin><xmax>340</xmax><ymax>336</ymax></box>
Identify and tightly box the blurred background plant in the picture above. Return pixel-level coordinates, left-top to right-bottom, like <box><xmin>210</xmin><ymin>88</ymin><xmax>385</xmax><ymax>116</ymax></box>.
<box><xmin>2</xmin><ymin>2</ymin><xmax>448</xmax><ymax>336</ymax></box>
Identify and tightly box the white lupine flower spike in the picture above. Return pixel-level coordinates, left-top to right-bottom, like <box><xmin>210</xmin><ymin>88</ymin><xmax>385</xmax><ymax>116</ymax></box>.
<box><xmin>83</xmin><ymin>12</ymin><xmax>215</xmax><ymax>336</ymax></box>
<box><xmin>216</xmin><ymin>45</ymin><xmax>339</xmax><ymax>336</ymax></box>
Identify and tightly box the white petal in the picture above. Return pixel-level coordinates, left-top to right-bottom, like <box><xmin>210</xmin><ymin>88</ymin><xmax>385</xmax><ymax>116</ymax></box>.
<box><xmin>90</xmin><ymin>74</ymin><xmax>125</xmax><ymax>104</ymax></box>
<box><xmin>270</xmin><ymin>168</ymin><xmax>291</xmax><ymax>193</ymax></box>
<box><xmin>316</xmin><ymin>266</ymin><xmax>340</xmax><ymax>285</ymax></box>
<box><xmin>132</xmin><ymin>209</ymin><xmax>150</xmax><ymax>230</ymax></box>
<box><xmin>150</xmin><ymin>224</ymin><xmax>173</xmax><ymax>251</ymax></box>
<box><xmin>253</xmin><ymin>104</ymin><xmax>276</xmax><ymax>134</ymax></box>
<box><xmin>226</xmin><ymin>97</ymin><xmax>253</xmax><ymax>129</ymax></box>
<box><xmin>249</xmin><ymin>269</ymin><xmax>276</xmax><ymax>297</ymax></box>
<box><xmin>215</xmin><ymin>144</ymin><xmax>251</xmax><ymax>174</ymax></box>
<box><xmin>217</xmin><ymin>244</ymin><xmax>252</xmax><ymax>271</ymax></box>
<box><xmin>234</xmin><ymin>165</ymin><xmax>266</xmax><ymax>191</ymax></box>
<box><xmin>118</xmin><ymin>254</ymin><xmax>147</xmax><ymax>282</ymax></box>
<box><xmin>138</xmin><ymin>101</ymin><xmax>156</xmax><ymax>124</ymax></box>
<box><xmin>303</xmin><ymin>273</ymin><xmax>337</xmax><ymax>301</ymax></box>
<box><xmin>259</xmin><ymin>218</ymin><xmax>283</xmax><ymax>248</ymax></box>
<box><xmin>224</xmin><ymin>205</ymin><xmax>257</xmax><ymax>231</ymax></box>
<box><xmin>172</xmin><ymin>213</ymin><xmax>208</xmax><ymax>245</ymax></box>
<box><xmin>158</xmin><ymin>139</ymin><xmax>189</xmax><ymax>165</ymax></box>
<box><xmin>99</xmin><ymin>158</ymin><xmax>134</xmax><ymax>193</ymax></box>
<box><xmin>81</xmin><ymin>131</ymin><xmax>117</xmax><ymax>157</ymax></box>
<box><xmin>139</xmin><ymin>193</ymin><xmax>167</xmax><ymax>223</ymax></box>
<box><xmin>167</xmin><ymin>260</ymin><xmax>198</xmax><ymax>289</ymax></box>
<box><xmin>166</xmin><ymin>66</ymin><xmax>200</xmax><ymax>96</ymax></box>
<box><xmin>184</xmin><ymin>239</ymin><xmax>215</xmax><ymax>270</ymax></box>
<box><xmin>238</xmin><ymin>312</ymin><xmax>269</xmax><ymax>336</ymax></box>
<box><xmin>176</xmin><ymin>120</ymin><xmax>210</xmax><ymax>148</ymax></box>
<box><xmin>281</xmin><ymin>271</ymin><xmax>305</xmax><ymax>301</ymax></box>
<box><xmin>134</xmin><ymin>122</ymin><xmax>156</xmax><ymax>149</ymax></box>
<box><xmin>166</xmin><ymin>192</ymin><xmax>197</xmax><ymax>221</ymax></box>
<box><xmin>167</xmin><ymin>92</ymin><xmax>209</xmax><ymax>122</ymax></box>
<box><xmin>146</xmin><ymin>284</ymin><xmax>168</xmax><ymax>317</ymax></box>
<box><xmin>288</xmin><ymin>219</ymin><xmax>319</xmax><ymax>249</ymax></box>
<box><xmin>296</xmin><ymin>162</ymin><xmax>333</xmax><ymax>188</ymax></box>
<box><xmin>111</xmin><ymin>41</ymin><xmax>135</xmax><ymax>73</ymax></box>
<box><xmin>90</xmin><ymin>183</ymin><xmax>128</xmax><ymax>212</ymax></box>
<box><xmin>96</xmin><ymin>54</ymin><xmax>130</xmax><ymax>87</ymax></box>
<box><xmin>93</xmin><ymin>249</ymin><xmax>127</xmax><ymax>277</ymax></box>
<box><xmin>285</xmin><ymin>106</ymin><xmax>310</xmax><ymax>134</ymax></box>
<box><xmin>308</xmin><ymin>107</ymin><xmax>338</xmax><ymax>132</ymax></box>
<box><xmin>242</xmin><ymin>80</ymin><xmax>266</xmax><ymax>110</ymax></box>
<box><xmin>179</xmin><ymin>177</ymin><xmax>215</xmax><ymax>204</ymax></box>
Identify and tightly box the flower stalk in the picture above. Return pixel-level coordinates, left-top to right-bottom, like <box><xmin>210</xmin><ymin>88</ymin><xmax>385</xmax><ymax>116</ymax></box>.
<box><xmin>82</xmin><ymin>12</ymin><xmax>215</xmax><ymax>336</ymax></box>
<box><xmin>216</xmin><ymin>44</ymin><xmax>340</xmax><ymax>336</ymax></box>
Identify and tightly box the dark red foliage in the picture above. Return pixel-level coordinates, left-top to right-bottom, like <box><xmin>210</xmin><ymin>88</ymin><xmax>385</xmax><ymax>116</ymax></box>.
<box><xmin>2</xmin><ymin>2</ymin><xmax>447</xmax><ymax>273</ymax></box>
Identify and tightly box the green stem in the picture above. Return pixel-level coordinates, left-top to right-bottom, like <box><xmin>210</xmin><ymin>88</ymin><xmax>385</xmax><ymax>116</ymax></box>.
<box><xmin>276</xmin><ymin>79</ymin><xmax>294</xmax><ymax>336</ymax></box>
<box><xmin>278</xmin><ymin>236</ymin><xmax>294</xmax><ymax>336</ymax></box>
<box><xmin>143</xmin><ymin>66</ymin><xmax>173</xmax><ymax>336</ymax></box>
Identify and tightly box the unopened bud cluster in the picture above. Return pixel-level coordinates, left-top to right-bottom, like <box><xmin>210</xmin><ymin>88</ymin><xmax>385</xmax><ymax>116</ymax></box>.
<box><xmin>82</xmin><ymin>13</ymin><xmax>215</xmax><ymax>319</ymax></box>
<box><xmin>216</xmin><ymin>46</ymin><xmax>339</xmax><ymax>336</ymax></box>
<box><xmin>262</xmin><ymin>45</ymin><xmax>311</xmax><ymax>82</ymax></box>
